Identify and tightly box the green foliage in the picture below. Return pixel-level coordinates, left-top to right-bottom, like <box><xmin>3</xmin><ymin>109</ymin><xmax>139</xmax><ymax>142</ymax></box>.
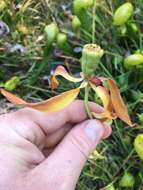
<box><xmin>1</xmin><ymin>0</ymin><xmax>143</xmax><ymax>189</ymax></box>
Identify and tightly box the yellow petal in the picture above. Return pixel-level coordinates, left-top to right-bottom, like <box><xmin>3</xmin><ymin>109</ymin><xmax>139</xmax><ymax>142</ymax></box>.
<box><xmin>51</xmin><ymin>66</ymin><xmax>83</xmax><ymax>89</ymax></box>
<box><xmin>108</xmin><ymin>79</ymin><xmax>134</xmax><ymax>127</ymax></box>
<box><xmin>0</xmin><ymin>88</ymin><xmax>80</xmax><ymax>112</ymax></box>
<box><xmin>90</xmin><ymin>83</ymin><xmax>112</xmax><ymax>111</ymax></box>
<box><xmin>92</xmin><ymin>111</ymin><xmax>115</xmax><ymax>120</ymax></box>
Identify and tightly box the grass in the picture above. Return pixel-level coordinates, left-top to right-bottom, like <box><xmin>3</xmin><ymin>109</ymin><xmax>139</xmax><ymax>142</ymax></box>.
<box><xmin>1</xmin><ymin>0</ymin><xmax>143</xmax><ymax>189</ymax></box>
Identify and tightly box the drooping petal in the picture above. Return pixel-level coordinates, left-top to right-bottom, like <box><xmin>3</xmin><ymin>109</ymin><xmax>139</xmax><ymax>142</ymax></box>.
<box><xmin>0</xmin><ymin>88</ymin><xmax>27</xmax><ymax>104</ymax></box>
<box><xmin>90</xmin><ymin>83</ymin><xmax>116</xmax><ymax>121</ymax></box>
<box><xmin>0</xmin><ymin>88</ymin><xmax>80</xmax><ymax>112</ymax></box>
<box><xmin>92</xmin><ymin>111</ymin><xmax>116</xmax><ymax>120</ymax></box>
<box><xmin>108</xmin><ymin>79</ymin><xmax>134</xmax><ymax>127</ymax></box>
<box><xmin>90</xmin><ymin>83</ymin><xmax>112</xmax><ymax>111</ymax></box>
<box><xmin>51</xmin><ymin>66</ymin><xmax>83</xmax><ymax>89</ymax></box>
<box><xmin>29</xmin><ymin>88</ymin><xmax>80</xmax><ymax>112</ymax></box>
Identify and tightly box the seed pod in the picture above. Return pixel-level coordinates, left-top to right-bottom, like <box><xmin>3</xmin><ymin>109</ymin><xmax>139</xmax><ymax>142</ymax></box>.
<box><xmin>81</xmin><ymin>44</ymin><xmax>104</xmax><ymax>77</ymax></box>
<box><xmin>113</xmin><ymin>3</ymin><xmax>133</xmax><ymax>26</ymax></box>
<box><xmin>73</xmin><ymin>0</ymin><xmax>93</xmax><ymax>15</ymax></box>
<box><xmin>73</xmin><ymin>0</ymin><xmax>93</xmax><ymax>31</ymax></box>
<box><xmin>124</xmin><ymin>53</ymin><xmax>143</xmax><ymax>68</ymax></box>
<box><xmin>4</xmin><ymin>76</ymin><xmax>20</xmax><ymax>91</ymax></box>
<box><xmin>56</xmin><ymin>33</ymin><xmax>71</xmax><ymax>53</ymax></box>
<box><xmin>119</xmin><ymin>172</ymin><xmax>135</xmax><ymax>187</ymax></box>
<box><xmin>72</xmin><ymin>15</ymin><xmax>81</xmax><ymax>31</ymax></box>
<box><xmin>134</xmin><ymin>134</ymin><xmax>143</xmax><ymax>160</ymax></box>
<box><xmin>44</xmin><ymin>23</ymin><xmax>59</xmax><ymax>51</ymax></box>
<box><xmin>128</xmin><ymin>22</ymin><xmax>138</xmax><ymax>33</ymax></box>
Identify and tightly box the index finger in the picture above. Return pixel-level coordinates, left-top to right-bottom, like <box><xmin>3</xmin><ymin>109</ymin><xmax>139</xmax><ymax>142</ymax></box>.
<box><xmin>13</xmin><ymin>100</ymin><xmax>103</xmax><ymax>134</ymax></box>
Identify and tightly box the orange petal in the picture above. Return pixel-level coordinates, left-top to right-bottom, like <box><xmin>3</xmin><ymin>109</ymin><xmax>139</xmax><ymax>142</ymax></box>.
<box><xmin>51</xmin><ymin>66</ymin><xmax>83</xmax><ymax>89</ymax></box>
<box><xmin>0</xmin><ymin>88</ymin><xmax>27</xmax><ymax>104</ymax></box>
<box><xmin>108</xmin><ymin>79</ymin><xmax>133</xmax><ymax>127</ymax></box>
<box><xmin>92</xmin><ymin>111</ymin><xmax>116</xmax><ymax>120</ymax></box>
<box><xmin>0</xmin><ymin>88</ymin><xmax>80</xmax><ymax>112</ymax></box>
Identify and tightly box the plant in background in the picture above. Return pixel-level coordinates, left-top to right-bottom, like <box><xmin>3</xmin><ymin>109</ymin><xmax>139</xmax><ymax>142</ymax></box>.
<box><xmin>103</xmin><ymin>183</ymin><xmax>115</xmax><ymax>190</ymax></box>
<box><xmin>124</xmin><ymin>53</ymin><xmax>143</xmax><ymax>68</ymax></box>
<box><xmin>44</xmin><ymin>22</ymin><xmax>59</xmax><ymax>53</ymax></box>
<box><xmin>119</xmin><ymin>171</ymin><xmax>135</xmax><ymax>188</ymax></box>
<box><xmin>0</xmin><ymin>44</ymin><xmax>133</xmax><ymax>127</ymax></box>
<box><xmin>113</xmin><ymin>2</ymin><xmax>135</xmax><ymax>37</ymax></box>
<box><xmin>56</xmin><ymin>33</ymin><xmax>72</xmax><ymax>54</ymax></box>
<box><xmin>4</xmin><ymin>76</ymin><xmax>20</xmax><ymax>91</ymax></box>
<box><xmin>134</xmin><ymin>134</ymin><xmax>143</xmax><ymax>160</ymax></box>
<box><xmin>71</xmin><ymin>15</ymin><xmax>81</xmax><ymax>32</ymax></box>
<box><xmin>73</xmin><ymin>0</ymin><xmax>93</xmax><ymax>31</ymax></box>
<box><xmin>113</xmin><ymin>2</ymin><xmax>133</xmax><ymax>26</ymax></box>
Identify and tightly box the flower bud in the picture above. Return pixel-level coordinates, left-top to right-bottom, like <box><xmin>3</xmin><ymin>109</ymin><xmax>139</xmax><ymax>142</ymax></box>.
<box><xmin>44</xmin><ymin>23</ymin><xmax>59</xmax><ymax>50</ymax></box>
<box><xmin>4</xmin><ymin>76</ymin><xmax>20</xmax><ymax>91</ymax></box>
<box><xmin>124</xmin><ymin>53</ymin><xmax>143</xmax><ymax>68</ymax></box>
<box><xmin>81</xmin><ymin>44</ymin><xmax>104</xmax><ymax>77</ymax></box>
<box><xmin>56</xmin><ymin>33</ymin><xmax>72</xmax><ymax>53</ymax></box>
<box><xmin>119</xmin><ymin>172</ymin><xmax>135</xmax><ymax>187</ymax></box>
<box><xmin>134</xmin><ymin>134</ymin><xmax>143</xmax><ymax>160</ymax></box>
<box><xmin>113</xmin><ymin>3</ymin><xmax>133</xmax><ymax>26</ymax></box>
<box><xmin>72</xmin><ymin>15</ymin><xmax>81</xmax><ymax>31</ymax></box>
<box><xmin>73</xmin><ymin>0</ymin><xmax>93</xmax><ymax>32</ymax></box>
<box><xmin>128</xmin><ymin>22</ymin><xmax>138</xmax><ymax>33</ymax></box>
<box><xmin>73</xmin><ymin>0</ymin><xmax>94</xmax><ymax>15</ymax></box>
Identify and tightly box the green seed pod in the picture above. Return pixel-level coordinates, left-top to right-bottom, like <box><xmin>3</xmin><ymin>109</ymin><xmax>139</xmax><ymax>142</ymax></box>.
<box><xmin>4</xmin><ymin>76</ymin><xmax>20</xmax><ymax>91</ymax></box>
<box><xmin>44</xmin><ymin>23</ymin><xmax>59</xmax><ymax>51</ymax></box>
<box><xmin>129</xmin><ymin>22</ymin><xmax>138</xmax><ymax>33</ymax></box>
<box><xmin>73</xmin><ymin>0</ymin><xmax>93</xmax><ymax>14</ymax></box>
<box><xmin>81</xmin><ymin>44</ymin><xmax>104</xmax><ymax>77</ymax></box>
<box><xmin>56</xmin><ymin>33</ymin><xmax>72</xmax><ymax>54</ymax></box>
<box><xmin>72</xmin><ymin>15</ymin><xmax>81</xmax><ymax>31</ymax></box>
<box><xmin>113</xmin><ymin>3</ymin><xmax>133</xmax><ymax>26</ymax></box>
<box><xmin>73</xmin><ymin>0</ymin><xmax>93</xmax><ymax>31</ymax></box>
<box><xmin>134</xmin><ymin>134</ymin><xmax>143</xmax><ymax>160</ymax></box>
<box><xmin>119</xmin><ymin>172</ymin><xmax>135</xmax><ymax>187</ymax></box>
<box><xmin>124</xmin><ymin>53</ymin><xmax>143</xmax><ymax>68</ymax></box>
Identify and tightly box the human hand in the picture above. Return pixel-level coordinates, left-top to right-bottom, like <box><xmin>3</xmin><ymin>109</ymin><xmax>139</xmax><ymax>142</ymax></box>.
<box><xmin>0</xmin><ymin>100</ymin><xmax>112</xmax><ymax>190</ymax></box>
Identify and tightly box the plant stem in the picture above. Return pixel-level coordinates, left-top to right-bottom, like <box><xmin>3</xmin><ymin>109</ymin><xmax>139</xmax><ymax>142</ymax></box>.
<box><xmin>84</xmin><ymin>84</ymin><xmax>93</xmax><ymax>119</ymax></box>
<box><xmin>92</xmin><ymin>0</ymin><xmax>96</xmax><ymax>43</ymax></box>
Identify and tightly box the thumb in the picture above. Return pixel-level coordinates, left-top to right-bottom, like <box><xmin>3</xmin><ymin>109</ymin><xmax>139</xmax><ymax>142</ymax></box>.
<box><xmin>31</xmin><ymin>120</ymin><xmax>111</xmax><ymax>190</ymax></box>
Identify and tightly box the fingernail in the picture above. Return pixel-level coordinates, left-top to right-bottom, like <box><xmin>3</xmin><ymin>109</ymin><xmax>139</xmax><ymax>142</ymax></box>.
<box><xmin>84</xmin><ymin>120</ymin><xmax>104</xmax><ymax>142</ymax></box>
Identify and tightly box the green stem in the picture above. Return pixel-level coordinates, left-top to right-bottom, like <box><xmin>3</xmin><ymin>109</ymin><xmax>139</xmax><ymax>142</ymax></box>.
<box><xmin>92</xmin><ymin>0</ymin><xmax>96</xmax><ymax>43</ymax></box>
<box><xmin>84</xmin><ymin>84</ymin><xmax>93</xmax><ymax>119</ymax></box>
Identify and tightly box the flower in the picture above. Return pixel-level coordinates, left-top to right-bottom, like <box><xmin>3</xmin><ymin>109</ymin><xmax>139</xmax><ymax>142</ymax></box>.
<box><xmin>0</xmin><ymin>44</ymin><xmax>133</xmax><ymax>127</ymax></box>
